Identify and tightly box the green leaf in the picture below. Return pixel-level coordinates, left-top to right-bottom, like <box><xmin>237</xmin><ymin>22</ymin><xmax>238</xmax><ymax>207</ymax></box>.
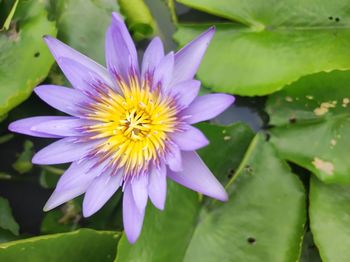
<box><xmin>197</xmin><ymin>122</ymin><xmax>254</xmax><ymax>184</ymax></box>
<box><xmin>118</xmin><ymin>0</ymin><xmax>158</xmax><ymax>40</ymax></box>
<box><xmin>115</xmin><ymin>181</ymin><xmax>200</xmax><ymax>262</ymax></box>
<box><xmin>40</xmin><ymin>203</ymin><xmax>81</xmax><ymax>234</ymax></box>
<box><xmin>174</xmin><ymin>0</ymin><xmax>350</xmax><ymax>95</ymax></box>
<box><xmin>183</xmin><ymin>134</ymin><xmax>306</xmax><ymax>262</ymax></box>
<box><xmin>0</xmin><ymin>0</ymin><xmax>57</xmax><ymax>116</ymax></box>
<box><xmin>0</xmin><ymin>0</ymin><xmax>19</xmax><ymax>31</ymax></box>
<box><xmin>0</xmin><ymin>228</ymin><xmax>21</xmax><ymax>244</ymax></box>
<box><xmin>85</xmin><ymin>193</ymin><xmax>123</xmax><ymax>231</ymax></box>
<box><xmin>0</xmin><ymin>197</ymin><xmax>19</xmax><ymax>235</ymax></box>
<box><xmin>310</xmin><ymin>177</ymin><xmax>350</xmax><ymax>262</ymax></box>
<box><xmin>267</xmin><ymin>71</ymin><xmax>350</xmax><ymax>183</ymax></box>
<box><xmin>116</xmin><ymin>128</ymin><xmax>305</xmax><ymax>261</ymax></box>
<box><xmin>47</xmin><ymin>0</ymin><xmax>119</xmax><ymax>65</ymax></box>
<box><xmin>0</xmin><ymin>229</ymin><xmax>120</xmax><ymax>262</ymax></box>
<box><xmin>12</xmin><ymin>140</ymin><xmax>34</xmax><ymax>174</ymax></box>
<box><xmin>115</xmin><ymin>123</ymin><xmax>253</xmax><ymax>261</ymax></box>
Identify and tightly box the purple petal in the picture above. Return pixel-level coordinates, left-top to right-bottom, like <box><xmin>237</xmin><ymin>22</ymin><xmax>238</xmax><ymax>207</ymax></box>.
<box><xmin>170</xmin><ymin>80</ymin><xmax>200</xmax><ymax>109</ymax></box>
<box><xmin>141</xmin><ymin>37</ymin><xmax>164</xmax><ymax>80</ymax></box>
<box><xmin>182</xmin><ymin>94</ymin><xmax>235</xmax><ymax>124</ymax></box>
<box><xmin>123</xmin><ymin>183</ymin><xmax>145</xmax><ymax>243</ymax></box>
<box><xmin>32</xmin><ymin>137</ymin><xmax>100</xmax><ymax>165</ymax></box>
<box><xmin>131</xmin><ymin>175</ymin><xmax>149</xmax><ymax>212</ymax></box>
<box><xmin>43</xmin><ymin>161</ymin><xmax>99</xmax><ymax>211</ymax></box>
<box><xmin>167</xmin><ymin>151</ymin><xmax>228</xmax><ymax>201</ymax></box>
<box><xmin>165</xmin><ymin>143</ymin><xmax>182</xmax><ymax>172</ymax></box>
<box><xmin>171</xmin><ymin>27</ymin><xmax>215</xmax><ymax>87</ymax></box>
<box><xmin>148</xmin><ymin>163</ymin><xmax>167</xmax><ymax>210</ymax></box>
<box><xmin>105</xmin><ymin>12</ymin><xmax>139</xmax><ymax>81</ymax></box>
<box><xmin>8</xmin><ymin>116</ymin><xmax>68</xmax><ymax>138</ymax></box>
<box><xmin>56</xmin><ymin>159</ymin><xmax>109</xmax><ymax>190</ymax></box>
<box><xmin>43</xmin><ymin>36</ymin><xmax>114</xmax><ymax>88</ymax></box>
<box><xmin>83</xmin><ymin>171</ymin><xmax>123</xmax><ymax>217</ymax></box>
<box><xmin>31</xmin><ymin>117</ymin><xmax>97</xmax><ymax>137</ymax></box>
<box><xmin>171</xmin><ymin>125</ymin><xmax>209</xmax><ymax>151</ymax></box>
<box><xmin>152</xmin><ymin>52</ymin><xmax>174</xmax><ymax>92</ymax></box>
<box><xmin>58</xmin><ymin>57</ymin><xmax>118</xmax><ymax>93</ymax></box>
<box><xmin>34</xmin><ymin>85</ymin><xmax>91</xmax><ymax>117</ymax></box>
<box><xmin>44</xmin><ymin>187</ymin><xmax>86</xmax><ymax>212</ymax></box>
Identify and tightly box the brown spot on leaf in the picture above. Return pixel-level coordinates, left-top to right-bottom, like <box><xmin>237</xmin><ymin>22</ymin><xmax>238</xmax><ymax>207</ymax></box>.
<box><xmin>312</xmin><ymin>157</ymin><xmax>334</xmax><ymax>175</ymax></box>
<box><xmin>6</xmin><ymin>22</ymin><xmax>20</xmax><ymax>42</ymax></box>
<box><xmin>314</xmin><ymin>102</ymin><xmax>336</xmax><ymax>116</ymax></box>
<box><xmin>330</xmin><ymin>139</ymin><xmax>337</xmax><ymax>146</ymax></box>
<box><xmin>285</xmin><ymin>96</ymin><xmax>293</xmax><ymax>102</ymax></box>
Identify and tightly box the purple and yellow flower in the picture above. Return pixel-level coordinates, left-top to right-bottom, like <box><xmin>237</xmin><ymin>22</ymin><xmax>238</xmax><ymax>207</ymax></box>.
<box><xmin>9</xmin><ymin>13</ymin><xmax>234</xmax><ymax>243</ymax></box>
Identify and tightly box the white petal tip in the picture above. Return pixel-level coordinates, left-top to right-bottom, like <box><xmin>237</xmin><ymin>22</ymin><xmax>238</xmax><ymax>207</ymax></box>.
<box><xmin>218</xmin><ymin>192</ymin><xmax>229</xmax><ymax>202</ymax></box>
<box><xmin>42</xmin><ymin>206</ymin><xmax>50</xmax><ymax>212</ymax></box>
<box><xmin>124</xmin><ymin>231</ymin><xmax>141</xmax><ymax>245</ymax></box>
<box><xmin>155</xmin><ymin>204</ymin><xmax>165</xmax><ymax>211</ymax></box>
<box><xmin>211</xmin><ymin>189</ymin><xmax>229</xmax><ymax>202</ymax></box>
<box><xmin>126</xmin><ymin>238</ymin><xmax>137</xmax><ymax>244</ymax></box>
<box><xmin>82</xmin><ymin>210</ymin><xmax>93</xmax><ymax>218</ymax></box>
<box><xmin>43</xmin><ymin>201</ymin><xmax>55</xmax><ymax>212</ymax></box>
<box><xmin>82</xmin><ymin>203</ymin><xmax>98</xmax><ymax>218</ymax></box>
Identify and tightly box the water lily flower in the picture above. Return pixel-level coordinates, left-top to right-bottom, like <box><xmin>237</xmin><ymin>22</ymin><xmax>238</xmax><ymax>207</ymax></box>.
<box><xmin>9</xmin><ymin>12</ymin><xmax>234</xmax><ymax>243</ymax></box>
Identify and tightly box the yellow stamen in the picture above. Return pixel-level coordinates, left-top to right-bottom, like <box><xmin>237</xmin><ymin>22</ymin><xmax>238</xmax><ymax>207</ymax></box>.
<box><xmin>86</xmin><ymin>75</ymin><xmax>177</xmax><ymax>177</ymax></box>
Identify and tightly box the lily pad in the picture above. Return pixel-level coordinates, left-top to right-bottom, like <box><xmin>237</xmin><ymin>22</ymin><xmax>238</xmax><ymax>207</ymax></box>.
<box><xmin>116</xmin><ymin>131</ymin><xmax>306</xmax><ymax>261</ymax></box>
<box><xmin>197</xmin><ymin>122</ymin><xmax>254</xmax><ymax>184</ymax></box>
<box><xmin>40</xmin><ymin>202</ymin><xmax>81</xmax><ymax>235</ymax></box>
<box><xmin>115</xmin><ymin>181</ymin><xmax>200</xmax><ymax>262</ymax></box>
<box><xmin>175</xmin><ymin>0</ymin><xmax>350</xmax><ymax>95</ymax></box>
<box><xmin>0</xmin><ymin>197</ymin><xmax>19</xmax><ymax>236</ymax></box>
<box><xmin>47</xmin><ymin>0</ymin><xmax>119</xmax><ymax>65</ymax></box>
<box><xmin>49</xmin><ymin>0</ymin><xmax>157</xmax><ymax>64</ymax></box>
<box><xmin>310</xmin><ymin>177</ymin><xmax>350</xmax><ymax>262</ymax></box>
<box><xmin>115</xmin><ymin>123</ymin><xmax>253</xmax><ymax>261</ymax></box>
<box><xmin>0</xmin><ymin>0</ymin><xmax>57</xmax><ymax>116</ymax></box>
<box><xmin>0</xmin><ymin>228</ymin><xmax>21</xmax><ymax>244</ymax></box>
<box><xmin>0</xmin><ymin>229</ymin><xmax>120</xmax><ymax>262</ymax></box>
<box><xmin>183</xmin><ymin>134</ymin><xmax>306</xmax><ymax>262</ymax></box>
<box><xmin>267</xmin><ymin>71</ymin><xmax>350</xmax><ymax>183</ymax></box>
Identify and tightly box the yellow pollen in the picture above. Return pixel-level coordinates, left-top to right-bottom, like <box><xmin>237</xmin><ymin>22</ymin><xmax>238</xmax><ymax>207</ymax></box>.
<box><xmin>86</xmin><ymin>75</ymin><xmax>178</xmax><ymax>177</ymax></box>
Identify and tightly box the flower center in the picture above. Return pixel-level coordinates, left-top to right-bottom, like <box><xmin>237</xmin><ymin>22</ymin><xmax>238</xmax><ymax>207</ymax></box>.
<box><xmin>121</xmin><ymin>108</ymin><xmax>151</xmax><ymax>140</ymax></box>
<box><xmin>84</xmin><ymin>76</ymin><xmax>178</xmax><ymax>177</ymax></box>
